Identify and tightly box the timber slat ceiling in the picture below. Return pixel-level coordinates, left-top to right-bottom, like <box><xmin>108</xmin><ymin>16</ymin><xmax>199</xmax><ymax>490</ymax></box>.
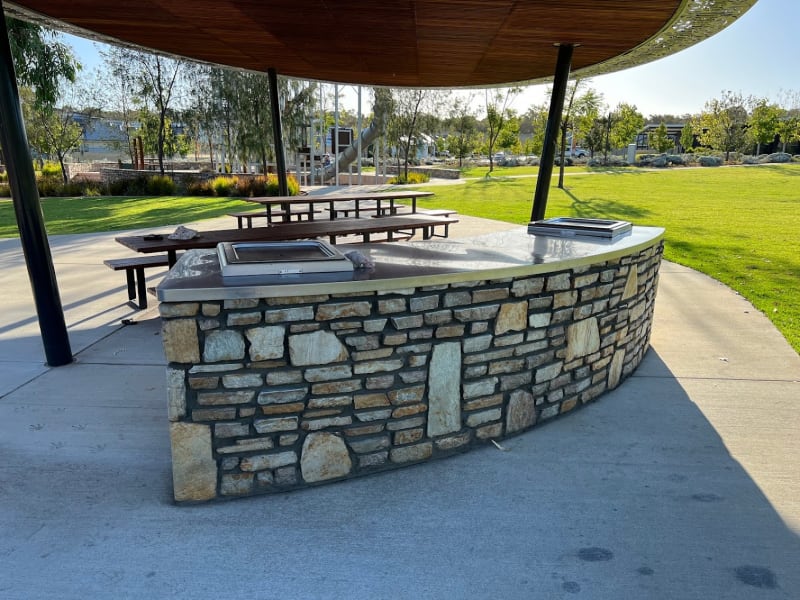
<box><xmin>6</xmin><ymin>0</ymin><xmax>758</xmax><ymax>87</ymax></box>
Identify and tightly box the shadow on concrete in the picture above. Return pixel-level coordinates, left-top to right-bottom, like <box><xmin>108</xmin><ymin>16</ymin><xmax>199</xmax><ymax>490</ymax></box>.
<box><xmin>1</xmin><ymin>335</ymin><xmax>798</xmax><ymax>599</ymax></box>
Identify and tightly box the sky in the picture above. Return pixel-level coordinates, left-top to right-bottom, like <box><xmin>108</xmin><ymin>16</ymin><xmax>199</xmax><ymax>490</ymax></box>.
<box><xmin>62</xmin><ymin>0</ymin><xmax>799</xmax><ymax>119</ymax></box>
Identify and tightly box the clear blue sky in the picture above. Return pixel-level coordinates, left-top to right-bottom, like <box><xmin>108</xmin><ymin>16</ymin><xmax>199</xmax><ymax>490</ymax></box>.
<box><xmin>63</xmin><ymin>0</ymin><xmax>798</xmax><ymax>118</ymax></box>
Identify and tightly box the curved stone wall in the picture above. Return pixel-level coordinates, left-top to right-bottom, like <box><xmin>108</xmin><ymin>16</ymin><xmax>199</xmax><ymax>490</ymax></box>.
<box><xmin>161</xmin><ymin>238</ymin><xmax>663</xmax><ymax>502</ymax></box>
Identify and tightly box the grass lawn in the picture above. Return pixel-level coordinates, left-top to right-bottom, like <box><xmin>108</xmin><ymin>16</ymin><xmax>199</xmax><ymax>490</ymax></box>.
<box><xmin>415</xmin><ymin>164</ymin><xmax>800</xmax><ymax>353</ymax></box>
<box><xmin>0</xmin><ymin>164</ymin><xmax>797</xmax><ymax>353</ymax></box>
<box><xmin>0</xmin><ymin>195</ymin><xmax>252</xmax><ymax>237</ymax></box>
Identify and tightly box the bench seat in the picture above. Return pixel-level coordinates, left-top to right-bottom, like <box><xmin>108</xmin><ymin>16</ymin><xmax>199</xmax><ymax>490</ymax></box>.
<box><xmin>229</xmin><ymin>209</ymin><xmax>320</xmax><ymax>228</ymax></box>
<box><xmin>104</xmin><ymin>254</ymin><xmax>176</xmax><ymax>309</ymax></box>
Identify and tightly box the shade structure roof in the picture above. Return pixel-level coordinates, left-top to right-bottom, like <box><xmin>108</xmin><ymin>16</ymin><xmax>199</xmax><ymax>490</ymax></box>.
<box><xmin>7</xmin><ymin>0</ymin><xmax>757</xmax><ymax>87</ymax></box>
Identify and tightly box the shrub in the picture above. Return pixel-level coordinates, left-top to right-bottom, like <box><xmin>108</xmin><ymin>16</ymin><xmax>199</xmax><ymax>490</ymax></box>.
<box><xmin>40</xmin><ymin>162</ymin><xmax>62</xmax><ymax>179</ymax></box>
<box><xmin>263</xmin><ymin>173</ymin><xmax>301</xmax><ymax>196</ymax></box>
<box><xmin>388</xmin><ymin>172</ymin><xmax>430</xmax><ymax>184</ymax></box>
<box><xmin>108</xmin><ymin>175</ymin><xmax>150</xmax><ymax>196</ymax></box>
<box><xmin>0</xmin><ymin>171</ymin><xmax>8</xmax><ymax>183</ymax></box>
<box><xmin>234</xmin><ymin>177</ymin><xmax>253</xmax><ymax>197</ymax></box>
<box><xmin>698</xmin><ymin>156</ymin><xmax>723</xmax><ymax>167</ymax></box>
<box><xmin>185</xmin><ymin>178</ymin><xmax>213</xmax><ymax>196</ymax></box>
<box><xmin>0</xmin><ymin>183</ymin><xmax>10</xmax><ymax>197</ymax></box>
<box><xmin>210</xmin><ymin>176</ymin><xmax>237</xmax><ymax>197</ymax></box>
<box><xmin>146</xmin><ymin>175</ymin><xmax>176</xmax><ymax>195</ymax></box>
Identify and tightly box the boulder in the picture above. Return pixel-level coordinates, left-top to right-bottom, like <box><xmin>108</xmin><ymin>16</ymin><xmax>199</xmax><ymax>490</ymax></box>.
<box><xmin>698</xmin><ymin>155</ymin><xmax>723</xmax><ymax>167</ymax></box>
<box><xmin>760</xmin><ymin>152</ymin><xmax>792</xmax><ymax>164</ymax></box>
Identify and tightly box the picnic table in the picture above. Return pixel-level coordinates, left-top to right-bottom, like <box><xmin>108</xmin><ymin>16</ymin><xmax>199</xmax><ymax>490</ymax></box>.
<box><xmin>244</xmin><ymin>190</ymin><xmax>434</xmax><ymax>223</ymax></box>
<box><xmin>115</xmin><ymin>214</ymin><xmax>458</xmax><ymax>267</ymax></box>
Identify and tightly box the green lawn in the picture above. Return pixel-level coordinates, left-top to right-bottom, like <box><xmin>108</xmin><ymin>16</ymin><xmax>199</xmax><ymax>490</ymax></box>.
<box><xmin>1</xmin><ymin>164</ymin><xmax>797</xmax><ymax>353</ymax></box>
<box><xmin>416</xmin><ymin>164</ymin><xmax>800</xmax><ymax>353</ymax></box>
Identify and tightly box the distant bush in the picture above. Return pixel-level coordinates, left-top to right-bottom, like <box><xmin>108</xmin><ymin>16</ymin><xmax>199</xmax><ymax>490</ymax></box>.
<box><xmin>108</xmin><ymin>175</ymin><xmax>150</xmax><ymax>196</ymax></box>
<box><xmin>388</xmin><ymin>172</ymin><xmax>430</xmax><ymax>184</ymax></box>
<box><xmin>146</xmin><ymin>175</ymin><xmax>176</xmax><ymax>195</ymax></box>
<box><xmin>698</xmin><ymin>156</ymin><xmax>723</xmax><ymax>167</ymax></box>
<box><xmin>40</xmin><ymin>162</ymin><xmax>62</xmax><ymax>179</ymax></box>
<box><xmin>210</xmin><ymin>176</ymin><xmax>237</xmax><ymax>197</ymax></box>
<box><xmin>185</xmin><ymin>178</ymin><xmax>213</xmax><ymax>196</ymax></box>
<box><xmin>0</xmin><ymin>183</ymin><xmax>10</xmax><ymax>197</ymax></box>
<box><xmin>262</xmin><ymin>173</ymin><xmax>300</xmax><ymax>196</ymax></box>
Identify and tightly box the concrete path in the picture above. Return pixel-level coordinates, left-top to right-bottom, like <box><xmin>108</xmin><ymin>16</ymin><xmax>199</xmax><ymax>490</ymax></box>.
<box><xmin>1</xmin><ymin>216</ymin><xmax>798</xmax><ymax>599</ymax></box>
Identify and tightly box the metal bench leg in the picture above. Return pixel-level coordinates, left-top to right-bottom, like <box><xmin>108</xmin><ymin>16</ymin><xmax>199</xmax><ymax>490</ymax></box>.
<box><xmin>125</xmin><ymin>269</ymin><xmax>136</xmax><ymax>300</ymax></box>
<box><xmin>135</xmin><ymin>267</ymin><xmax>148</xmax><ymax>309</ymax></box>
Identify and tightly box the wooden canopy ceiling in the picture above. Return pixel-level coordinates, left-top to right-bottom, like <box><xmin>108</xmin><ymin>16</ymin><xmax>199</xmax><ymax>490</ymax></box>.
<box><xmin>6</xmin><ymin>0</ymin><xmax>757</xmax><ymax>87</ymax></box>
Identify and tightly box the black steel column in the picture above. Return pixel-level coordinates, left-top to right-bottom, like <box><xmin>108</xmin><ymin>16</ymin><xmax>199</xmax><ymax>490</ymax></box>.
<box><xmin>0</xmin><ymin>9</ymin><xmax>72</xmax><ymax>366</ymax></box>
<box><xmin>267</xmin><ymin>68</ymin><xmax>289</xmax><ymax>196</ymax></box>
<box><xmin>530</xmin><ymin>44</ymin><xmax>574</xmax><ymax>222</ymax></box>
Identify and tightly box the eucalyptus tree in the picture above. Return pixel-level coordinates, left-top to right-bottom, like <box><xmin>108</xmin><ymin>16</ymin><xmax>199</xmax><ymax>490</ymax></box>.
<box><xmin>6</xmin><ymin>18</ymin><xmax>79</xmax><ymax>109</ymax></box>
<box><xmin>445</xmin><ymin>94</ymin><xmax>480</xmax><ymax>166</ymax></box>
<box><xmin>98</xmin><ymin>46</ymin><xmax>141</xmax><ymax>164</ymax></box>
<box><xmin>105</xmin><ymin>47</ymin><xmax>186</xmax><ymax>174</ymax></box>
<box><xmin>609</xmin><ymin>103</ymin><xmax>645</xmax><ymax>151</ymax></box>
<box><xmin>693</xmin><ymin>90</ymin><xmax>748</xmax><ymax>161</ymax></box>
<box><xmin>748</xmin><ymin>97</ymin><xmax>781</xmax><ymax>155</ymax></box>
<box><xmin>484</xmin><ymin>87</ymin><xmax>521</xmax><ymax>172</ymax></box>
<box><xmin>383</xmin><ymin>88</ymin><xmax>450</xmax><ymax>180</ymax></box>
<box><xmin>649</xmin><ymin>122</ymin><xmax>674</xmax><ymax>153</ymax></box>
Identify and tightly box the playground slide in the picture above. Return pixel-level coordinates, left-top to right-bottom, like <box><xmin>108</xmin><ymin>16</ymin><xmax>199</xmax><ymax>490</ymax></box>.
<box><xmin>321</xmin><ymin>119</ymin><xmax>382</xmax><ymax>181</ymax></box>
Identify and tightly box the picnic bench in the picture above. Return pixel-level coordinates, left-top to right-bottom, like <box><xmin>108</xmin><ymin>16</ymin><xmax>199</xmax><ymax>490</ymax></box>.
<box><xmin>228</xmin><ymin>207</ymin><xmax>321</xmax><ymax>228</ymax></box>
<box><xmin>104</xmin><ymin>254</ymin><xmax>178</xmax><ymax>309</ymax></box>
<box><xmin>115</xmin><ymin>214</ymin><xmax>459</xmax><ymax>267</ymax></box>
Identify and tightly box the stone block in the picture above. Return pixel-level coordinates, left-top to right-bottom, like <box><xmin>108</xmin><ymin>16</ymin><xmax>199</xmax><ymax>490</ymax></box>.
<box><xmin>216</xmin><ymin>437</ymin><xmax>274</xmax><ymax>454</ymax></box>
<box><xmin>553</xmin><ymin>290</ymin><xmax>578</xmax><ymax>309</ymax></box>
<box><xmin>345</xmin><ymin>334</ymin><xmax>380</xmax><ymax>350</ymax></box>
<box><xmin>257</xmin><ymin>387</ymin><xmax>308</xmax><ymax>405</ymax></box>
<box><xmin>224</xmin><ymin>298</ymin><xmax>259</xmax><ymax>309</ymax></box>
<box><xmin>388</xmin><ymin>385</ymin><xmax>425</xmax><ymax>405</ymax></box>
<box><xmin>392</xmin><ymin>403</ymin><xmax>427</xmax><ymax>418</ymax></box>
<box><xmin>364</xmin><ymin>318</ymin><xmax>388</xmax><ymax>332</ymax></box>
<box><xmin>202</xmin><ymin>303</ymin><xmax>221</xmax><ymax>317</ymax></box>
<box><xmin>535</xmin><ymin>361</ymin><xmax>563</xmax><ymax>384</ymax></box>
<box><xmin>222</xmin><ymin>373</ymin><xmax>263</xmax><ymax>388</ymax></box>
<box><xmin>386</xmin><ymin>416</ymin><xmax>426</xmax><ymax>431</ymax></box>
<box><xmin>301</xmin><ymin>433</ymin><xmax>352</xmax><ymax>482</ymax></box>
<box><xmin>316</xmin><ymin>301</ymin><xmax>371</xmax><ymax>320</ymax></box>
<box><xmin>311</xmin><ymin>380</ymin><xmax>361</xmax><ymax>395</ymax></box>
<box><xmin>254</xmin><ymin>417</ymin><xmax>299</xmax><ymax>433</ymax></box>
<box><xmin>475</xmin><ymin>422</ymin><xmax>503</xmax><ymax>440</ymax></box>
<box><xmin>506</xmin><ymin>389</ymin><xmax>536</xmax><ymax>433</ymax></box>
<box><xmin>399</xmin><ymin>370</ymin><xmax>427</xmax><ymax>384</ymax></box>
<box><xmin>390</xmin><ymin>314</ymin><xmax>424</xmax><ymax>330</ymax></box>
<box><xmin>466</xmin><ymin>408</ymin><xmax>501</xmax><ymax>427</ymax></box>
<box><xmin>494</xmin><ymin>333</ymin><xmax>524</xmax><ymax>347</ymax></box>
<box><xmin>511</xmin><ymin>277</ymin><xmax>544</xmax><ymax>297</ymax></box>
<box><xmin>227</xmin><ymin>312</ymin><xmax>262</xmax><ymax>326</ymax></box>
<box><xmin>220</xmin><ymin>473</ymin><xmax>253</xmax><ymax>496</ymax></box>
<box><xmin>500</xmin><ymin>371</ymin><xmax>533</xmax><ymax>391</ymax></box>
<box><xmin>159</xmin><ymin>303</ymin><xmax>199</xmax><ymax>318</ymax></box>
<box><xmin>192</xmin><ymin>408</ymin><xmax>236</xmax><ymax>422</ymax></box>
<box><xmin>359</xmin><ymin>451</ymin><xmax>388</xmax><ymax>468</ymax></box>
<box><xmin>546</xmin><ymin>273</ymin><xmax>571</xmax><ymax>291</ymax></box>
<box><xmin>301</xmin><ymin>416</ymin><xmax>353</xmax><ymax>431</ymax></box>
<box><xmin>204</xmin><ymin>330</ymin><xmax>245</xmax><ymax>362</ymax></box>
<box><xmin>427</xmin><ymin>341</ymin><xmax>461</xmax><ymax>437</ymax></box>
<box><xmin>394</xmin><ymin>428</ymin><xmax>424</xmax><ymax>445</ymax></box>
<box><xmin>166</xmin><ymin>368</ymin><xmax>186</xmax><ymax>421</ymax></box>
<box><xmin>410</xmin><ymin>295</ymin><xmax>440</xmax><ymax>312</ymax></box>
<box><xmin>170</xmin><ymin>422</ymin><xmax>217</xmax><ymax>502</ymax></box>
<box><xmin>453</xmin><ymin>305</ymin><xmax>499</xmax><ymax>322</ymax></box>
<box><xmin>366</xmin><ymin>375</ymin><xmax>395</xmax><ymax>389</ymax></box>
<box><xmin>390</xmin><ymin>442</ymin><xmax>433</xmax><ymax>464</ymax></box>
<box><xmin>196</xmin><ymin>390</ymin><xmax>254</xmax><ymax>406</ymax></box>
<box><xmin>289</xmin><ymin>330</ymin><xmax>348</xmax><ymax>366</ymax></box>
<box><xmin>347</xmin><ymin>435</ymin><xmax>390</xmax><ymax>453</ymax></box>
<box><xmin>608</xmin><ymin>349</ymin><xmax>626</xmax><ymax>389</ymax></box>
<box><xmin>354</xmin><ymin>393</ymin><xmax>390</xmax><ymax>409</ymax></box>
<box><xmin>462</xmin><ymin>334</ymin><xmax>492</xmax><ymax>353</ymax></box>
<box><xmin>462</xmin><ymin>377</ymin><xmax>498</xmax><ymax>399</ymax></box>
<box><xmin>266</xmin><ymin>370</ymin><xmax>303</xmax><ymax>385</ymax></box>
<box><xmin>344</xmin><ymin>423</ymin><xmax>385</xmax><ymax>436</ymax></box>
<box><xmin>435</xmin><ymin>324</ymin><xmax>466</xmax><ymax>338</ymax></box>
<box><xmin>355</xmin><ymin>409</ymin><xmax>393</xmax><ymax>422</ymax></box>
<box><xmin>565</xmin><ymin>317</ymin><xmax>601</xmax><ymax>361</ymax></box>
<box><xmin>443</xmin><ymin>290</ymin><xmax>472</xmax><ymax>307</ymax></box>
<box><xmin>378</xmin><ymin>298</ymin><xmax>407</xmax><ymax>314</ymax></box>
<box><xmin>240</xmin><ymin>451</ymin><xmax>298</xmax><ymax>472</ymax></box>
<box><xmin>214</xmin><ymin>422</ymin><xmax>250</xmax><ymax>438</ymax></box>
<box><xmin>424</xmin><ymin>310</ymin><xmax>453</xmax><ymax>325</ymax></box>
<box><xmin>305</xmin><ymin>365</ymin><xmax>353</xmax><ymax>382</ymax></box>
<box><xmin>354</xmin><ymin>359</ymin><xmax>404</xmax><ymax>374</ymax></box>
<box><xmin>264</xmin><ymin>306</ymin><xmax>315</xmax><ymax>323</ymax></box>
<box><xmin>246</xmin><ymin>325</ymin><xmax>285</xmax><ymax>361</ymax></box>
<box><xmin>622</xmin><ymin>267</ymin><xmax>638</xmax><ymax>300</ymax></box>
<box><xmin>162</xmin><ymin>319</ymin><xmax>200</xmax><ymax>364</ymax></box>
<box><xmin>435</xmin><ymin>431</ymin><xmax>471</xmax><ymax>451</ymax></box>
<box><xmin>574</xmin><ymin>273</ymin><xmax>600</xmax><ymax>288</ymax></box>
<box><xmin>495</xmin><ymin>301</ymin><xmax>527</xmax><ymax>335</ymax></box>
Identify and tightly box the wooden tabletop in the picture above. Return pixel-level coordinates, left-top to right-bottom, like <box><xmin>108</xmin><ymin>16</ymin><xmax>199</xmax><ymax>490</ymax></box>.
<box><xmin>245</xmin><ymin>190</ymin><xmax>434</xmax><ymax>206</ymax></box>
<box><xmin>116</xmin><ymin>214</ymin><xmax>457</xmax><ymax>265</ymax></box>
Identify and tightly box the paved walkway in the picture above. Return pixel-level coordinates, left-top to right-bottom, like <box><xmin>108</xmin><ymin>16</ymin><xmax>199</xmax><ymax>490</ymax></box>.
<box><xmin>1</xmin><ymin>215</ymin><xmax>798</xmax><ymax>599</ymax></box>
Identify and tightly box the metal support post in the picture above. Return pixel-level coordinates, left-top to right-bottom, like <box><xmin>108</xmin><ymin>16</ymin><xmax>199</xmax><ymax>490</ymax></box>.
<box><xmin>267</xmin><ymin>68</ymin><xmax>289</xmax><ymax>196</ymax></box>
<box><xmin>530</xmin><ymin>44</ymin><xmax>574</xmax><ymax>222</ymax></box>
<box><xmin>0</xmin><ymin>7</ymin><xmax>72</xmax><ymax>366</ymax></box>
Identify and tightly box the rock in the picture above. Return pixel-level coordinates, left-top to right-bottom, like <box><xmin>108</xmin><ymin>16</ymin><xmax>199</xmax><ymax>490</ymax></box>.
<box><xmin>698</xmin><ymin>155</ymin><xmax>723</xmax><ymax>167</ymax></box>
<box><xmin>760</xmin><ymin>152</ymin><xmax>792</xmax><ymax>163</ymax></box>
<box><xmin>300</xmin><ymin>433</ymin><xmax>352</xmax><ymax>482</ymax></box>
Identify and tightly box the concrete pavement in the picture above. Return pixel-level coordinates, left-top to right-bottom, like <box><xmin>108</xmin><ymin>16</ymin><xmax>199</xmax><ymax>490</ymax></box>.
<box><xmin>1</xmin><ymin>215</ymin><xmax>798</xmax><ymax>599</ymax></box>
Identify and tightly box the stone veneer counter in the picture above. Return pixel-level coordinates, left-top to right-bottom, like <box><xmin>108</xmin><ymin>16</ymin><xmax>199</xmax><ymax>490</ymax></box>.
<box><xmin>158</xmin><ymin>226</ymin><xmax>664</xmax><ymax>502</ymax></box>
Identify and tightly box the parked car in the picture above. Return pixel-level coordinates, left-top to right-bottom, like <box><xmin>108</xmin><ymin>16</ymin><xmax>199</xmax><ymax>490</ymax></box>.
<box><xmin>569</xmin><ymin>147</ymin><xmax>588</xmax><ymax>158</ymax></box>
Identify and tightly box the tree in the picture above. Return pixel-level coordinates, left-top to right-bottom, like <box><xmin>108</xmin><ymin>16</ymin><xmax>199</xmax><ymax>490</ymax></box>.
<box><xmin>748</xmin><ymin>98</ymin><xmax>781</xmax><ymax>155</ymax></box>
<box><xmin>523</xmin><ymin>103</ymin><xmax>549</xmax><ymax>156</ymax></box>
<box><xmin>6</xmin><ymin>18</ymin><xmax>80</xmax><ymax>109</ymax></box>
<box><xmin>694</xmin><ymin>90</ymin><xmax>748</xmax><ymax>161</ymax></box>
<box><xmin>446</xmin><ymin>95</ymin><xmax>480</xmax><ymax>167</ymax></box>
<box><xmin>776</xmin><ymin>113</ymin><xmax>800</xmax><ymax>153</ymax></box>
<box><xmin>609</xmin><ymin>103</ymin><xmax>645</xmax><ymax>151</ymax></box>
<box><xmin>649</xmin><ymin>122</ymin><xmax>674</xmax><ymax>153</ymax></box>
<box><xmin>484</xmin><ymin>87</ymin><xmax>521</xmax><ymax>172</ymax></box>
<box><xmin>583</xmin><ymin>118</ymin><xmax>606</xmax><ymax>158</ymax></box>
<box><xmin>110</xmin><ymin>48</ymin><xmax>185</xmax><ymax>174</ymax></box>
<box><xmin>679</xmin><ymin>122</ymin><xmax>695</xmax><ymax>152</ymax></box>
